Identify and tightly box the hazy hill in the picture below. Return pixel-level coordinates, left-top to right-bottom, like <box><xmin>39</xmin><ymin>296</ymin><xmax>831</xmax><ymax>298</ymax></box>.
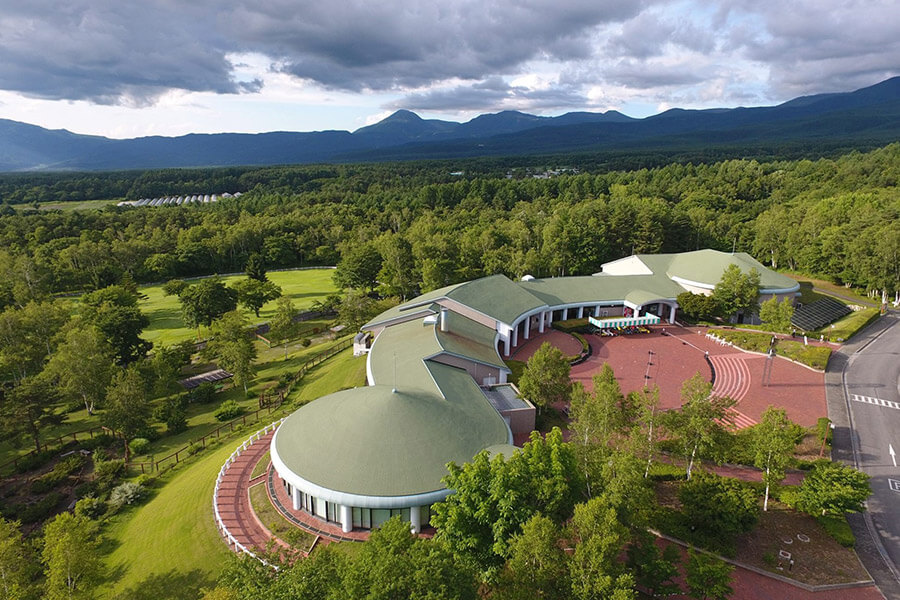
<box><xmin>1</xmin><ymin>77</ymin><xmax>898</xmax><ymax>171</ymax></box>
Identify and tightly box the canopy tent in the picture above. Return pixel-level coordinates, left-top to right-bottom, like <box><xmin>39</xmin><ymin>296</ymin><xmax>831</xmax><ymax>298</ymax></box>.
<box><xmin>589</xmin><ymin>314</ymin><xmax>661</xmax><ymax>329</ymax></box>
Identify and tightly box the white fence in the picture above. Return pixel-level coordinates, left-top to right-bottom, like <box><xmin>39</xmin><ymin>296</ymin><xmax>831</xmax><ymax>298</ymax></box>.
<box><xmin>212</xmin><ymin>418</ymin><xmax>286</xmax><ymax>568</ymax></box>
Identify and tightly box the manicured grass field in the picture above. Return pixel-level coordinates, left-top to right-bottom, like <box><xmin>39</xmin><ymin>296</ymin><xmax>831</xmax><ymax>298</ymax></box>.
<box><xmin>140</xmin><ymin>268</ymin><xmax>338</xmax><ymax>346</ymax></box>
<box><xmin>102</xmin><ymin>440</ymin><xmax>235</xmax><ymax>599</ymax></box>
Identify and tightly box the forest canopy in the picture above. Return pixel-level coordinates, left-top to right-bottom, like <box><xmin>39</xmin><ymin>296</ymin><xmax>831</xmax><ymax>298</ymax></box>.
<box><xmin>0</xmin><ymin>143</ymin><xmax>897</xmax><ymax>308</ymax></box>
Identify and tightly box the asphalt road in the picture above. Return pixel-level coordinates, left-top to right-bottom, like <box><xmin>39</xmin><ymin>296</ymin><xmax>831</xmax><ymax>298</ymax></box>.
<box><xmin>828</xmin><ymin>311</ymin><xmax>900</xmax><ymax>599</ymax></box>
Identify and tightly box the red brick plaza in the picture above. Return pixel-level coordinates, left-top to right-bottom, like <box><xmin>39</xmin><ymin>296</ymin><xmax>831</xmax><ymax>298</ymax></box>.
<box><xmin>512</xmin><ymin>325</ymin><xmax>828</xmax><ymax>428</ymax></box>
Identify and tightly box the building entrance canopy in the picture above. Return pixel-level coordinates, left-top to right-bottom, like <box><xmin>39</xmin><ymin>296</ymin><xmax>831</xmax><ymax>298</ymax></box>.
<box><xmin>589</xmin><ymin>314</ymin><xmax>661</xmax><ymax>329</ymax></box>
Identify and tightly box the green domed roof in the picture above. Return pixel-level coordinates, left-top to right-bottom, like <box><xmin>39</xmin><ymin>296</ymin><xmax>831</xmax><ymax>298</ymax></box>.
<box><xmin>273</xmin><ymin>373</ymin><xmax>509</xmax><ymax>497</ymax></box>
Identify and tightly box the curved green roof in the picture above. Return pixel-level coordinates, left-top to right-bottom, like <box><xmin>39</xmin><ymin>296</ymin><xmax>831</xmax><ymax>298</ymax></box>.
<box><xmin>664</xmin><ymin>250</ymin><xmax>798</xmax><ymax>291</ymax></box>
<box><xmin>273</xmin><ymin>380</ymin><xmax>509</xmax><ymax>496</ymax></box>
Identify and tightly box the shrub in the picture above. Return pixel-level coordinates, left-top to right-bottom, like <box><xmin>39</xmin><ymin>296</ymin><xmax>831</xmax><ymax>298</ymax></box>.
<box><xmin>187</xmin><ymin>382</ymin><xmax>217</xmax><ymax>404</ymax></box>
<box><xmin>13</xmin><ymin>449</ymin><xmax>56</xmax><ymax>474</ymax></box>
<box><xmin>214</xmin><ymin>400</ymin><xmax>244</xmax><ymax>422</ymax></box>
<box><xmin>109</xmin><ymin>482</ymin><xmax>146</xmax><ymax>509</ymax></box>
<box><xmin>19</xmin><ymin>492</ymin><xmax>63</xmax><ymax>524</ymax></box>
<box><xmin>74</xmin><ymin>496</ymin><xmax>107</xmax><ymax>519</ymax></box>
<box><xmin>78</xmin><ymin>433</ymin><xmax>116</xmax><ymax>451</ymax></box>
<box><xmin>155</xmin><ymin>396</ymin><xmax>187</xmax><ymax>434</ymax></box>
<box><xmin>30</xmin><ymin>455</ymin><xmax>87</xmax><ymax>494</ymax></box>
<box><xmin>679</xmin><ymin>473</ymin><xmax>759</xmax><ymax>546</ymax></box>
<box><xmin>136</xmin><ymin>473</ymin><xmax>157</xmax><ymax>488</ymax></box>
<box><xmin>94</xmin><ymin>457</ymin><xmax>125</xmax><ymax>490</ymax></box>
<box><xmin>301</xmin><ymin>338</ymin><xmax>312</xmax><ymax>347</ymax></box>
<box><xmin>129</xmin><ymin>438</ymin><xmax>151</xmax><ymax>456</ymax></box>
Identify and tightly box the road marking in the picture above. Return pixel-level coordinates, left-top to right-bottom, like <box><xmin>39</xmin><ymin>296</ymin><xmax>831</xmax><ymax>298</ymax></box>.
<box><xmin>850</xmin><ymin>394</ymin><xmax>900</xmax><ymax>410</ymax></box>
<box><xmin>891</xmin><ymin>444</ymin><xmax>897</xmax><ymax>468</ymax></box>
<box><xmin>889</xmin><ymin>479</ymin><xmax>900</xmax><ymax>493</ymax></box>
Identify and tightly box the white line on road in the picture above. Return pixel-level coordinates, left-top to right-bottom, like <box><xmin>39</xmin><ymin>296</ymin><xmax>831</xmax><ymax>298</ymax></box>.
<box><xmin>851</xmin><ymin>394</ymin><xmax>900</xmax><ymax>410</ymax></box>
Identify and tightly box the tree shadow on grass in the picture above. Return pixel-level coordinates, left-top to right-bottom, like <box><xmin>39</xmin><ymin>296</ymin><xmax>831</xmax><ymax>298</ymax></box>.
<box><xmin>108</xmin><ymin>569</ymin><xmax>213</xmax><ymax>600</ymax></box>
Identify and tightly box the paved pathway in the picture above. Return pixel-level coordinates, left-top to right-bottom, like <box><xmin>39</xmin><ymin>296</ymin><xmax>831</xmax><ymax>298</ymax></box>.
<box><xmin>215</xmin><ymin>430</ymin><xmax>281</xmax><ymax>554</ymax></box>
<box><xmin>710</xmin><ymin>353</ymin><xmax>758</xmax><ymax>429</ymax></box>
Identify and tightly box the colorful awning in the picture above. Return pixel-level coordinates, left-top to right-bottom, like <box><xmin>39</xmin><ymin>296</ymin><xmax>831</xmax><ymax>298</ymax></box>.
<box><xmin>589</xmin><ymin>314</ymin><xmax>661</xmax><ymax>329</ymax></box>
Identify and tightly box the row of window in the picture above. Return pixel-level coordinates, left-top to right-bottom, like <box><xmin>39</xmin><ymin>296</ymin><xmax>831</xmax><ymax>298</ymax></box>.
<box><xmin>282</xmin><ymin>479</ymin><xmax>431</xmax><ymax>530</ymax></box>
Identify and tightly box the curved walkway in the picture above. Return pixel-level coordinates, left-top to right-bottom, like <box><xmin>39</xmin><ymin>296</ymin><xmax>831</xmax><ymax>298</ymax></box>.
<box><xmin>214</xmin><ymin>427</ymin><xmax>287</xmax><ymax>556</ymax></box>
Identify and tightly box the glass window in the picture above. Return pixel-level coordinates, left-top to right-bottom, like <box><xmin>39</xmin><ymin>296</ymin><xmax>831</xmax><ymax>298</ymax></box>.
<box><xmin>372</xmin><ymin>508</ymin><xmax>390</xmax><ymax>528</ymax></box>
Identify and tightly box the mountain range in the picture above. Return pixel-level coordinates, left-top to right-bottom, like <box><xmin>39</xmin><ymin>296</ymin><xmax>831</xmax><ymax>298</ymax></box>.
<box><xmin>1</xmin><ymin>77</ymin><xmax>899</xmax><ymax>172</ymax></box>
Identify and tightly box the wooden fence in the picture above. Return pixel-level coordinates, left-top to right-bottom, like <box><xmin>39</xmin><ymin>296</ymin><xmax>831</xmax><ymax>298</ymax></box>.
<box><xmin>0</xmin><ymin>427</ymin><xmax>111</xmax><ymax>477</ymax></box>
<box><xmin>129</xmin><ymin>336</ymin><xmax>353</xmax><ymax>475</ymax></box>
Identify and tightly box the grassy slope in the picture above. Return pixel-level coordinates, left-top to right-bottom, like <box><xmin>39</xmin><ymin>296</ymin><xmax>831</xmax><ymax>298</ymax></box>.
<box><xmin>102</xmin><ymin>441</ymin><xmax>234</xmax><ymax>599</ymax></box>
<box><xmin>101</xmin><ymin>350</ymin><xmax>364</xmax><ymax>596</ymax></box>
<box><xmin>140</xmin><ymin>268</ymin><xmax>338</xmax><ymax>346</ymax></box>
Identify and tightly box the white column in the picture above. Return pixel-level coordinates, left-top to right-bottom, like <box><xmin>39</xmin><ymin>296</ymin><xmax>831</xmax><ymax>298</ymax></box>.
<box><xmin>562</xmin><ymin>307</ymin><xmax>568</xmax><ymax>320</ymax></box>
<box><xmin>523</xmin><ymin>316</ymin><xmax>531</xmax><ymax>340</ymax></box>
<box><xmin>594</xmin><ymin>305</ymin><xmax>601</xmax><ymax>317</ymax></box>
<box><xmin>669</xmin><ymin>304</ymin><xmax>676</xmax><ymax>323</ymax></box>
<box><xmin>340</xmin><ymin>504</ymin><xmax>352</xmax><ymax>533</ymax></box>
<box><xmin>577</xmin><ymin>306</ymin><xmax>584</xmax><ymax>318</ymax></box>
<box><xmin>546</xmin><ymin>310</ymin><xmax>553</xmax><ymax>326</ymax></box>
<box><xmin>409</xmin><ymin>505</ymin><xmax>422</xmax><ymax>533</ymax></box>
<box><xmin>504</xmin><ymin>336</ymin><xmax>511</xmax><ymax>357</ymax></box>
<box><xmin>511</xmin><ymin>323</ymin><xmax>518</xmax><ymax>349</ymax></box>
<box><xmin>292</xmin><ymin>486</ymin><xmax>301</xmax><ymax>511</ymax></box>
<box><xmin>538</xmin><ymin>312</ymin><xmax>545</xmax><ymax>333</ymax></box>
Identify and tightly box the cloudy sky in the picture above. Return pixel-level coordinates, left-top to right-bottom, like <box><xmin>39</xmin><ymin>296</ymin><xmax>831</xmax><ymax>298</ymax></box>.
<box><xmin>0</xmin><ymin>0</ymin><xmax>897</xmax><ymax>138</ymax></box>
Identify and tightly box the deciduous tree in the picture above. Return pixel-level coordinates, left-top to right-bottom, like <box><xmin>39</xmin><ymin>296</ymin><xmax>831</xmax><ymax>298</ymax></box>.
<box><xmin>178</xmin><ymin>277</ymin><xmax>238</xmax><ymax>334</ymax></box>
<box><xmin>269</xmin><ymin>295</ymin><xmax>298</xmax><ymax>360</ymax></box>
<box><xmin>42</xmin><ymin>513</ymin><xmax>102</xmax><ymax>600</ymax></box>
<box><xmin>752</xmin><ymin>406</ymin><xmax>796</xmax><ymax>511</ymax></box>
<box><xmin>711</xmin><ymin>264</ymin><xmax>760</xmax><ymax>320</ymax></box>
<box><xmin>0</xmin><ymin>517</ymin><xmax>38</xmax><ymax>600</ymax></box>
<box><xmin>518</xmin><ymin>342</ymin><xmax>571</xmax><ymax>414</ymax></box>
<box><xmin>796</xmin><ymin>461</ymin><xmax>871</xmax><ymax>516</ymax></box>
<box><xmin>103</xmin><ymin>366</ymin><xmax>151</xmax><ymax>458</ymax></box>
<box><xmin>664</xmin><ymin>374</ymin><xmax>735</xmax><ymax>480</ymax></box>
<box><xmin>44</xmin><ymin>326</ymin><xmax>114</xmax><ymax>415</ymax></box>
<box><xmin>569</xmin><ymin>495</ymin><xmax>636</xmax><ymax>600</ymax></box>
<box><xmin>685</xmin><ymin>550</ymin><xmax>733</xmax><ymax>600</ymax></box>
<box><xmin>232</xmin><ymin>278</ymin><xmax>282</xmax><ymax>317</ymax></box>
<box><xmin>205</xmin><ymin>311</ymin><xmax>257</xmax><ymax>394</ymax></box>
<box><xmin>758</xmin><ymin>295</ymin><xmax>794</xmax><ymax>333</ymax></box>
<box><xmin>1</xmin><ymin>376</ymin><xmax>63</xmax><ymax>452</ymax></box>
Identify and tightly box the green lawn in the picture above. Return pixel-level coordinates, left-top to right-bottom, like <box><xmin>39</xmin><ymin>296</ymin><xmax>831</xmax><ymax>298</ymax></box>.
<box><xmin>816</xmin><ymin>307</ymin><xmax>880</xmax><ymax>342</ymax></box>
<box><xmin>102</xmin><ymin>440</ymin><xmax>234</xmax><ymax>599</ymax></box>
<box><xmin>139</xmin><ymin>268</ymin><xmax>338</xmax><ymax>346</ymax></box>
<box><xmin>101</xmin><ymin>349</ymin><xmax>364</xmax><ymax>596</ymax></box>
<box><xmin>289</xmin><ymin>348</ymin><xmax>368</xmax><ymax>404</ymax></box>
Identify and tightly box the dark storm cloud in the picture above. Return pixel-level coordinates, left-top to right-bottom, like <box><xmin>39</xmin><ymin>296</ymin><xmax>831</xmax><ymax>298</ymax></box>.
<box><xmin>0</xmin><ymin>0</ymin><xmax>897</xmax><ymax>110</ymax></box>
<box><xmin>394</xmin><ymin>77</ymin><xmax>589</xmax><ymax>112</ymax></box>
<box><xmin>0</xmin><ymin>0</ymin><xmax>646</xmax><ymax>104</ymax></box>
<box><xmin>0</xmin><ymin>2</ymin><xmax>243</xmax><ymax>104</ymax></box>
<box><xmin>229</xmin><ymin>0</ymin><xmax>646</xmax><ymax>91</ymax></box>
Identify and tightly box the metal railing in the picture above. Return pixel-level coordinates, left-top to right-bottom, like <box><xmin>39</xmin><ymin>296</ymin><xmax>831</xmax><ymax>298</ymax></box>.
<box><xmin>212</xmin><ymin>418</ymin><xmax>286</xmax><ymax>568</ymax></box>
